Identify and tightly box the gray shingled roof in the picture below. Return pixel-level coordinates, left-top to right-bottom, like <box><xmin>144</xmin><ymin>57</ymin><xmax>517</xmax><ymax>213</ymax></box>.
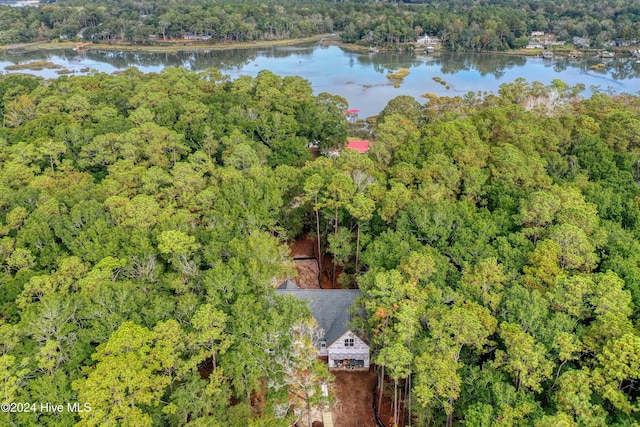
<box><xmin>276</xmin><ymin>286</ymin><xmax>361</xmax><ymax>346</ymax></box>
<box><xmin>277</xmin><ymin>279</ymin><xmax>301</xmax><ymax>290</ymax></box>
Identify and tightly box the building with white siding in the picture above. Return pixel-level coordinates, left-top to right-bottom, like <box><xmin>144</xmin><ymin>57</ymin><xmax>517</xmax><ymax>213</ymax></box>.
<box><xmin>277</xmin><ymin>281</ymin><xmax>370</xmax><ymax>370</ymax></box>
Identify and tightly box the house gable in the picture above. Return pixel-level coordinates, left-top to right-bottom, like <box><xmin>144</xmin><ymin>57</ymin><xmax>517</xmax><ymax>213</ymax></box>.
<box><xmin>277</xmin><ymin>279</ymin><xmax>301</xmax><ymax>290</ymax></box>
<box><xmin>327</xmin><ymin>330</ymin><xmax>369</xmax><ymax>352</ymax></box>
<box><xmin>327</xmin><ymin>330</ymin><xmax>370</xmax><ymax>369</ymax></box>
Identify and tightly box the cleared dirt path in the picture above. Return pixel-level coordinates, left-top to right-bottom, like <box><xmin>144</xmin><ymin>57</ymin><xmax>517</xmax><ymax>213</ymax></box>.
<box><xmin>332</xmin><ymin>370</ymin><xmax>378</xmax><ymax>427</ymax></box>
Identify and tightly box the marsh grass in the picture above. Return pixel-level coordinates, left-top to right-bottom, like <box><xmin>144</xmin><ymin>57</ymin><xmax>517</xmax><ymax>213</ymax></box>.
<box><xmin>387</xmin><ymin>68</ymin><xmax>410</xmax><ymax>79</ymax></box>
<box><xmin>5</xmin><ymin>61</ymin><xmax>62</xmax><ymax>71</ymax></box>
<box><xmin>433</xmin><ymin>76</ymin><xmax>447</xmax><ymax>85</ymax></box>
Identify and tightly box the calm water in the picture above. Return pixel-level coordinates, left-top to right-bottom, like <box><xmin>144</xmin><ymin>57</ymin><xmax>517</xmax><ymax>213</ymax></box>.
<box><xmin>3</xmin><ymin>44</ymin><xmax>640</xmax><ymax>118</ymax></box>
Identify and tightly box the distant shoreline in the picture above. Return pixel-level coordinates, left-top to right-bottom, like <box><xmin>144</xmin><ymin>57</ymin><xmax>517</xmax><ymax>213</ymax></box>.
<box><xmin>3</xmin><ymin>34</ymin><xmax>637</xmax><ymax>61</ymax></box>
<box><xmin>1</xmin><ymin>33</ymin><xmax>335</xmax><ymax>53</ymax></box>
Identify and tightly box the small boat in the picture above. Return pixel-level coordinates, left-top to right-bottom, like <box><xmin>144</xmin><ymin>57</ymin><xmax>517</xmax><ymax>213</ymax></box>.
<box><xmin>541</xmin><ymin>51</ymin><xmax>553</xmax><ymax>59</ymax></box>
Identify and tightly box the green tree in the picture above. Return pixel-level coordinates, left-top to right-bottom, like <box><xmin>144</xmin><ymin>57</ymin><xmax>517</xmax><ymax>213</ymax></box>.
<box><xmin>158</xmin><ymin>229</ymin><xmax>201</xmax><ymax>278</ymax></box>
<box><xmin>303</xmin><ymin>173</ymin><xmax>325</xmax><ymax>275</ymax></box>
<box><xmin>347</xmin><ymin>193</ymin><xmax>376</xmax><ymax>275</ymax></box>
<box><xmin>459</xmin><ymin>258</ymin><xmax>506</xmax><ymax>314</ymax></box>
<box><xmin>493</xmin><ymin>322</ymin><xmax>554</xmax><ymax>393</ymax></box>
<box><xmin>416</xmin><ymin>301</ymin><xmax>497</xmax><ymax>427</ymax></box>
<box><xmin>554</xmin><ymin>369</ymin><xmax>607</xmax><ymax>427</ymax></box>
<box><xmin>189</xmin><ymin>304</ymin><xmax>230</xmax><ymax>372</ymax></box>
<box><xmin>73</xmin><ymin>321</ymin><xmax>185</xmax><ymax>427</ymax></box>
<box><xmin>592</xmin><ymin>334</ymin><xmax>640</xmax><ymax>415</ymax></box>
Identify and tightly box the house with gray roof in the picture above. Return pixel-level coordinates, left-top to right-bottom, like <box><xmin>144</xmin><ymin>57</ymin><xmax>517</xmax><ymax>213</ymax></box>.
<box><xmin>276</xmin><ymin>281</ymin><xmax>370</xmax><ymax>370</ymax></box>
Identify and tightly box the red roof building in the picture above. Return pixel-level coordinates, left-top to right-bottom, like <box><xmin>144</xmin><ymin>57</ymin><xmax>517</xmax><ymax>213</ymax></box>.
<box><xmin>345</xmin><ymin>140</ymin><xmax>370</xmax><ymax>154</ymax></box>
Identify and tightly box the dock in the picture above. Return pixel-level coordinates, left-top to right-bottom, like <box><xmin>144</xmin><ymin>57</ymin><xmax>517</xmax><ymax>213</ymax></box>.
<box><xmin>74</xmin><ymin>42</ymin><xmax>93</xmax><ymax>53</ymax></box>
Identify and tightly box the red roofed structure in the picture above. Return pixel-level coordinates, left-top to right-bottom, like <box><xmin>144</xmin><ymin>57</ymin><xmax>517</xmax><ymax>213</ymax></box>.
<box><xmin>345</xmin><ymin>140</ymin><xmax>370</xmax><ymax>154</ymax></box>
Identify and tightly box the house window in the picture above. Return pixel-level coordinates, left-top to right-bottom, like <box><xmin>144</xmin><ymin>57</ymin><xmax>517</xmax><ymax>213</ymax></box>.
<box><xmin>344</xmin><ymin>338</ymin><xmax>354</xmax><ymax>347</ymax></box>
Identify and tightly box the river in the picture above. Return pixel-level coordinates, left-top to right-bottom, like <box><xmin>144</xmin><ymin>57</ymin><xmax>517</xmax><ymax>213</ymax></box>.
<box><xmin>2</xmin><ymin>43</ymin><xmax>640</xmax><ymax>118</ymax></box>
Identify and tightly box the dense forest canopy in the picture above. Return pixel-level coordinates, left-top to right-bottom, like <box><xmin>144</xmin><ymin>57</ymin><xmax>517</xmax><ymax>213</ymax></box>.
<box><xmin>1</xmin><ymin>65</ymin><xmax>640</xmax><ymax>426</ymax></box>
<box><xmin>1</xmin><ymin>0</ymin><xmax>640</xmax><ymax>50</ymax></box>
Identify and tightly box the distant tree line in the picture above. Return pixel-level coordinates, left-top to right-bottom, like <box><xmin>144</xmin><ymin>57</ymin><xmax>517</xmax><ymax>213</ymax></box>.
<box><xmin>0</xmin><ymin>0</ymin><xmax>639</xmax><ymax>50</ymax></box>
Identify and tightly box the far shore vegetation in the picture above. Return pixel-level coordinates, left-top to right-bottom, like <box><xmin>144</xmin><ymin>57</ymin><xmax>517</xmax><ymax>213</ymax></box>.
<box><xmin>1</xmin><ymin>0</ymin><xmax>639</xmax><ymax>56</ymax></box>
<box><xmin>1</xmin><ymin>33</ymin><xmax>334</xmax><ymax>54</ymax></box>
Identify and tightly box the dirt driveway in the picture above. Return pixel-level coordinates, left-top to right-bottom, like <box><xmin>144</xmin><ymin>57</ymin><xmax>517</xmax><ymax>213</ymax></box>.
<box><xmin>332</xmin><ymin>370</ymin><xmax>378</xmax><ymax>427</ymax></box>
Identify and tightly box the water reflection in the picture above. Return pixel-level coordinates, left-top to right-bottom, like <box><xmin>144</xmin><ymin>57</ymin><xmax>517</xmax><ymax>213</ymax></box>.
<box><xmin>603</xmin><ymin>59</ymin><xmax>640</xmax><ymax>81</ymax></box>
<box><xmin>351</xmin><ymin>50</ymin><xmax>426</xmax><ymax>74</ymax></box>
<box><xmin>436</xmin><ymin>52</ymin><xmax>527</xmax><ymax>78</ymax></box>
<box><xmin>2</xmin><ymin>44</ymin><xmax>640</xmax><ymax>117</ymax></box>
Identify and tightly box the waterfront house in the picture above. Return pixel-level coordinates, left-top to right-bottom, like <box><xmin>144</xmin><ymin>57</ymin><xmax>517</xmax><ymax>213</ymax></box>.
<box><xmin>416</xmin><ymin>35</ymin><xmax>441</xmax><ymax>45</ymax></box>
